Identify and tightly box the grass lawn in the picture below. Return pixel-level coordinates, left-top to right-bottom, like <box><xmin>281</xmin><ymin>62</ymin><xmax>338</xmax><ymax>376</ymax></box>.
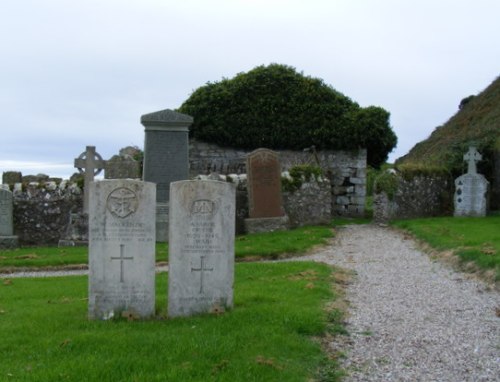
<box><xmin>0</xmin><ymin>226</ymin><xmax>334</xmax><ymax>270</ymax></box>
<box><xmin>0</xmin><ymin>262</ymin><xmax>344</xmax><ymax>381</ymax></box>
<box><xmin>392</xmin><ymin>216</ymin><xmax>500</xmax><ymax>281</ymax></box>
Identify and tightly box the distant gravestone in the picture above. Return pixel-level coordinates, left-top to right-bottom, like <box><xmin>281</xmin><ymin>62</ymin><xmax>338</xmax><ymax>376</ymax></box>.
<box><xmin>244</xmin><ymin>148</ymin><xmax>288</xmax><ymax>233</ymax></box>
<box><xmin>141</xmin><ymin>109</ymin><xmax>193</xmax><ymax>242</ymax></box>
<box><xmin>88</xmin><ymin>179</ymin><xmax>156</xmax><ymax>320</ymax></box>
<box><xmin>105</xmin><ymin>155</ymin><xmax>140</xmax><ymax>180</ymax></box>
<box><xmin>2</xmin><ymin>171</ymin><xmax>22</xmax><ymax>185</ymax></box>
<box><xmin>454</xmin><ymin>146</ymin><xmax>489</xmax><ymax>217</ymax></box>
<box><xmin>0</xmin><ymin>187</ymin><xmax>18</xmax><ymax>248</ymax></box>
<box><xmin>168</xmin><ymin>180</ymin><xmax>235</xmax><ymax>318</ymax></box>
<box><xmin>74</xmin><ymin>146</ymin><xmax>106</xmax><ymax>213</ymax></box>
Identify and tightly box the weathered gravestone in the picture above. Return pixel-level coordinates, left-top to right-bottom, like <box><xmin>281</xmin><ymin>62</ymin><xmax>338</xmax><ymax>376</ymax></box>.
<box><xmin>88</xmin><ymin>179</ymin><xmax>156</xmax><ymax>320</ymax></box>
<box><xmin>2</xmin><ymin>171</ymin><xmax>22</xmax><ymax>185</ymax></box>
<box><xmin>74</xmin><ymin>145</ymin><xmax>106</xmax><ymax>213</ymax></box>
<box><xmin>141</xmin><ymin>109</ymin><xmax>193</xmax><ymax>242</ymax></box>
<box><xmin>0</xmin><ymin>186</ymin><xmax>18</xmax><ymax>249</ymax></box>
<box><xmin>244</xmin><ymin>148</ymin><xmax>289</xmax><ymax>233</ymax></box>
<box><xmin>454</xmin><ymin>146</ymin><xmax>489</xmax><ymax>217</ymax></box>
<box><xmin>105</xmin><ymin>155</ymin><xmax>140</xmax><ymax>180</ymax></box>
<box><xmin>168</xmin><ymin>180</ymin><xmax>235</xmax><ymax>318</ymax></box>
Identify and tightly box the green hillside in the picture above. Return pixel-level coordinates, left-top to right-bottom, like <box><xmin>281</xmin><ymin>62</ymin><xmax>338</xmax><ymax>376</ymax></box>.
<box><xmin>396</xmin><ymin>75</ymin><xmax>500</xmax><ymax>177</ymax></box>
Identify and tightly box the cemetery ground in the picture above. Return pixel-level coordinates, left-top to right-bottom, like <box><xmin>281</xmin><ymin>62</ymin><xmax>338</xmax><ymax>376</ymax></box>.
<box><xmin>0</xmin><ymin>262</ymin><xmax>344</xmax><ymax>381</ymax></box>
<box><xmin>1</xmin><ymin>216</ymin><xmax>499</xmax><ymax>380</ymax></box>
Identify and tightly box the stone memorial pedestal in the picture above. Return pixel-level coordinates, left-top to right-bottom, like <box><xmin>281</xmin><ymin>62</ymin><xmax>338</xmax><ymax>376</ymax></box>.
<box><xmin>168</xmin><ymin>180</ymin><xmax>235</xmax><ymax>318</ymax></box>
<box><xmin>141</xmin><ymin>109</ymin><xmax>193</xmax><ymax>242</ymax></box>
<box><xmin>88</xmin><ymin>179</ymin><xmax>156</xmax><ymax>320</ymax></box>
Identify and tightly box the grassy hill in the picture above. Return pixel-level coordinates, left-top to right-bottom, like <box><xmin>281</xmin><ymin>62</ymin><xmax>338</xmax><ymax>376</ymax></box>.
<box><xmin>396</xmin><ymin>75</ymin><xmax>500</xmax><ymax>177</ymax></box>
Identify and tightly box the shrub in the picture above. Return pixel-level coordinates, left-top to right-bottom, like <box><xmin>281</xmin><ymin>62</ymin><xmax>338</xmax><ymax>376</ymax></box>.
<box><xmin>178</xmin><ymin>64</ymin><xmax>397</xmax><ymax>168</ymax></box>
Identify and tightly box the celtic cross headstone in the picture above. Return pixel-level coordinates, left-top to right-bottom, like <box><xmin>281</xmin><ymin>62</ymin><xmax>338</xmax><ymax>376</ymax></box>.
<box><xmin>74</xmin><ymin>145</ymin><xmax>106</xmax><ymax>213</ymax></box>
<box><xmin>88</xmin><ymin>179</ymin><xmax>156</xmax><ymax>320</ymax></box>
<box><xmin>464</xmin><ymin>146</ymin><xmax>482</xmax><ymax>175</ymax></box>
<box><xmin>454</xmin><ymin>146</ymin><xmax>489</xmax><ymax>217</ymax></box>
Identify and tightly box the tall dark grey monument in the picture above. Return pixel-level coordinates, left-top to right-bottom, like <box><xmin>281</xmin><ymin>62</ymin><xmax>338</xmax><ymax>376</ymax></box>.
<box><xmin>141</xmin><ymin>109</ymin><xmax>193</xmax><ymax>241</ymax></box>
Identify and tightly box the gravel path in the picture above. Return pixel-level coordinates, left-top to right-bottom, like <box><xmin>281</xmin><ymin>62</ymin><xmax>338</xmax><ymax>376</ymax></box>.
<box><xmin>301</xmin><ymin>224</ymin><xmax>500</xmax><ymax>381</ymax></box>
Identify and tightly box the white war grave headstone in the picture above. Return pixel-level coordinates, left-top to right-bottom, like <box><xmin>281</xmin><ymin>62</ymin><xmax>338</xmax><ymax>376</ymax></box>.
<box><xmin>168</xmin><ymin>180</ymin><xmax>235</xmax><ymax>318</ymax></box>
<box><xmin>454</xmin><ymin>146</ymin><xmax>489</xmax><ymax>217</ymax></box>
<box><xmin>74</xmin><ymin>145</ymin><xmax>106</xmax><ymax>213</ymax></box>
<box><xmin>0</xmin><ymin>186</ymin><xmax>18</xmax><ymax>249</ymax></box>
<box><xmin>88</xmin><ymin>179</ymin><xmax>156</xmax><ymax>320</ymax></box>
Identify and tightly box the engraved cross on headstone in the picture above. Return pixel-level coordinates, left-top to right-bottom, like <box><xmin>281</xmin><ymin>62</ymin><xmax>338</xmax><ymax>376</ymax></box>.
<box><xmin>74</xmin><ymin>145</ymin><xmax>106</xmax><ymax>213</ymax></box>
<box><xmin>191</xmin><ymin>256</ymin><xmax>213</xmax><ymax>294</ymax></box>
<box><xmin>111</xmin><ymin>244</ymin><xmax>134</xmax><ymax>283</ymax></box>
<box><xmin>464</xmin><ymin>146</ymin><xmax>482</xmax><ymax>175</ymax></box>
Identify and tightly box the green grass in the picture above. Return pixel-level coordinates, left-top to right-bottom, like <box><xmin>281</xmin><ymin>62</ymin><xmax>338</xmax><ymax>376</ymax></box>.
<box><xmin>0</xmin><ymin>262</ymin><xmax>343</xmax><ymax>381</ymax></box>
<box><xmin>234</xmin><ymin>225</ymin><xmax>333</xmax><ymax>259</ymax></box>
<box><xmin>0</xmin><ymin>226</ymin><xmax>334</xmax><ymax>270</ymax></box>
<box><xmin>392</xmin><ymin>216</ymin><xmax>500</xmax><ymax>280</ymax></box>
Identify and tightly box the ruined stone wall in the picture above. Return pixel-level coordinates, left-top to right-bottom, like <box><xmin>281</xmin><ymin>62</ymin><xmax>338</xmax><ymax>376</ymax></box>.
<box><xmin>196</xmin><ymin>173</ymin><xmax>331</xmax><ymax>233</ymax></box>
<box><xmin>373</xmin><ymin>175</ymin><xmax>453</xmax><ymax>223</ymax></box>
<box><xmin>11</xmin><ymin>181</ymin><xmax>83</xmax><ymax>245</ymax></box>
<box><xmin>189</xmin><ymin>139</ymin><xmax>366</xmax><ymax>217</ymax></box>
<box><xmin>282</xmin><ymin>177</ymin><xmax>331</xmax><ymax>227</ymax></box>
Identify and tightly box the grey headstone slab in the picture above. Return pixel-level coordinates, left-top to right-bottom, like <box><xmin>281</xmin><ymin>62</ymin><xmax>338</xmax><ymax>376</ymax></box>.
<box><xmin>168</xmin><ymin>180</ymin><xmax>235</xmax><ymax>318</ymax></box>
<box><xmin>88</xmin><ymin>179</ymin><xmax>156</xmax><ymax>320</ymax></box>
<box><xmin>0</xmin><ymin>188</ymin><xmax>14</xmax><ymax>236</ymax></box>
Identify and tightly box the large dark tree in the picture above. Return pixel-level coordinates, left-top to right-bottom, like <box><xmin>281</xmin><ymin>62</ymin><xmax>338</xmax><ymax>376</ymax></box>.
<box><xmin>178</xmin><ymin>64</ymin><xmax>397</xmax><ymax>168</ymax></box>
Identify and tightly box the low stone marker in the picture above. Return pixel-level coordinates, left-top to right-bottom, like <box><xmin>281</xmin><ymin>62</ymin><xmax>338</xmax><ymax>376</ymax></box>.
<box><xmin>88</xmin><ymin>179</ymin><xmax>156</xmax><ymax>320</ymax></box>
<box><xmin>244</xmin><ymin>148</ymin><xmax>288</xmax><ymax>233</ymax></box>
<box><xmin>454</xmin><ymin>146</ymin><xmax>489</xmax><ymax>217</ymax></box>
<box><xmin>74</xmin><ymin>145</ymin><xmax>106</xmax><ymax>213</ymax></box>
<box><xmin>168</xmin><ymin>180</ymin><xmax>235</xmax><ymax>318</ymax></box>
<box><xmin>0</xmin><ymin>186</ymin><xmax>18</xmax><ymax>248</ymax></box>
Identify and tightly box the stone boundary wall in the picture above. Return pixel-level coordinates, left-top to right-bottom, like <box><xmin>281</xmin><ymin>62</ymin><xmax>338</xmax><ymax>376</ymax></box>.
<box><xmin>190</xmin><ymin>139</ymin><xmax>366</xmax><ymax>217</ymax></box>
<box><xmin>10</xmin><ymin>181</ymin><xmax>83</xmax><ymax>245</ymax></box>
<box><xmin>373</xmin><ymin>174</ymin><xmax>453</xmax><ymax>223</ymax></box>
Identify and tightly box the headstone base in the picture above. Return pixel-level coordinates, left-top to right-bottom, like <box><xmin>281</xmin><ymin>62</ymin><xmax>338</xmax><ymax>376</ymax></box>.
<box><xmin>244</xmin><ymin>215</ymin><xmax>289</xmax><ymax>234</ymax></box>
<box><xmin>156</xmin><ymin>202</ymin><xmax>169</xmax><ymax>242</ymax></box>
<box><xmin>0</xmin><ymin>236</ymin><xmax>18</xmax><ymax>249</ymax></box>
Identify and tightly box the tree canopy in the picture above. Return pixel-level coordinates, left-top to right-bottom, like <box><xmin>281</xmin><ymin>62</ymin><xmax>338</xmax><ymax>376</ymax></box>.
<box><xmin>178</xmin><ymin>64</ymin><xmax>397</xmax><ymax>168</ymax></box>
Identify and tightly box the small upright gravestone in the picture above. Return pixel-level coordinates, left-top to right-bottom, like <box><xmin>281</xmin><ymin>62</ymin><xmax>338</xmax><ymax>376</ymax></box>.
<box><xmin>105</xmin><ymin>155</ymin><xmax>140</xmax><ymax>180</ymax></box>
<box><xmin>141</xmin><ymin>109</ymin><xmax>193</xmax><ymax>242</ymax></box>
<box><xmin>88</xmin><ymin>179</ymin><xmax>156</xmax><ymax>320</ymax></box>
<box><xmin>244</xmin><ymin>148</ymin><xmax>288</xmax><ymax>233</ymax></box>
<box><xmin>0</xmin><ymin>187</ymin><xmax>18</xmax><ymax>249</ymax></box>
<box><xmin>168</xmin><ymin>180</ymin><xmax>235</xmax><ymax>318</ymax></box>
<box><xmin>454</xmin><ymin>146</ymin><xmax>489</xmax><ymax>217</ymax></box>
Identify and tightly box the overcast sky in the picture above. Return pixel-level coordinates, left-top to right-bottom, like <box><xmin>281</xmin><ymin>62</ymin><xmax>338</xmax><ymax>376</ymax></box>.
<box><xmin>1</xmin><ymin>0</ymin><xmax>499</xmax><ymax>180</ymax></box>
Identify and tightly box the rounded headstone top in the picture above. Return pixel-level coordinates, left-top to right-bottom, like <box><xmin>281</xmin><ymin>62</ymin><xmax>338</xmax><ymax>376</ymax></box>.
<box><xmin>141</xmin><ymin>109</ymin><xmax>193</xmax><ymax>130</ymax></box>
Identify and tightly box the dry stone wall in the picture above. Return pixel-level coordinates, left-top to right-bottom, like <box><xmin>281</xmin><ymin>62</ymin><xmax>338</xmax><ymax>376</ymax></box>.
<box><xmin>374</xmin><ymin>174</ymin><xmax>453</xmax><ymax>222</ymax></box>
<box><xmin>11</xmin><ymin>181</ymin><xmax>83</xmax><ymax>245</ymax></box>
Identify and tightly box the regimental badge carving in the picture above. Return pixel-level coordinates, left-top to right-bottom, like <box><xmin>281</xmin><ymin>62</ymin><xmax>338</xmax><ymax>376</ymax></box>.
<box><xmin>190</xmin><ymin>199</ymin><xmax>217</xmax><ymax>215</ymax></box>
<box><xmin>106</xmin><ymin>187</ymin><xmax>138</xmax><ymax>218</ymax></box>
<box><xmin>254</xmin><ymin>150</ymin><xmax>276</xmax><ymax>165</ymax></box>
